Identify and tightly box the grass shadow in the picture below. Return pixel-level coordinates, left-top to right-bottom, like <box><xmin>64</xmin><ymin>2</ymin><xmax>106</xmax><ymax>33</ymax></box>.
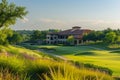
<box><xmin>74</xmin><ymin>51</ymin><xmax>96</xmax><ymax>56</ymax></box>
<box><xmin>110</xmin><ymin>51</ymin><xmax>120</xmax><ymax>53</ymax></box>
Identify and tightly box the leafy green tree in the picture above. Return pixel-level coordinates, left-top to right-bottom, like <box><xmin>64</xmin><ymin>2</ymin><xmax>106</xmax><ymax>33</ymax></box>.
<box><xmin>48</xmin><ymin>29</ymin><xmax>61</xmax><ymax>33</ymax></box>
<box><xmin>67</xmin><ymin>35</ymin><xmax>74</xmax><ymax>45</ymax></box>
<box><xmin>95</xmin><ymin>31</ymin><xmax>105</xmax><ymax>41</ymax></box>
<box><xmin>0</xmin><ymin>0</ymin><xmax>27</xmax><ymax>45</ymax></box>
<box><xmin>83</xmin><ymin>31</ymin><xmax>98</xmax><ymax>42</ymax></box>
<box><xmin>104</xmin><ymin>28</ymin><xmax>113</xmax><ymax>34</ymax></box>
<box><xmin>104</xmin><ymin>31</ymin><xmax>117</xmax><ymax>43</ymax></box>
<box><xmin>83</xmin><ymin>28</ymin><xmax>120</xmax><ymax>44</ymax></box>
<box><xmin>116</xmin><ymin>36</ymin><xmax>120</xmax><ymax>43</ymax></box>
<box><xmin>8</xmin><ymin>32</ymin><xmax>23</xmax><ymax>44</ymax></box>
<box><xmin>0</xmin><ymin>0</ymin><xmax>28</xmax><ymax>28</ymax></box>
<box><xmin>40</xmin><ymin>31</ymin><xmax>48</xmax><ymax>40</ymax></box>
<box><xmin>30</xmin><ymin>30</ymin><xmax>41</xmax><ymax>41</ymax></box>
<box><xmin>0</xmin><ymin>28</ymin><xmax>13</xmax><ymax>45</ymax></box>
<box><xmin>114</xmin><ymin>29</ymin><xmax>120</xmax><ymax>36</ymax></box>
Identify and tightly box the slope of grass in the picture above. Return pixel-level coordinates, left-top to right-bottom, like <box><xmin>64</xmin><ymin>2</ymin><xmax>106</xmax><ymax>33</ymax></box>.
<box><xmin>37</xmin><ymin>45</ymin><xmax>120</xmax><ymax>76</ymax></box>
<box><xmin>43</xmin><ymin>62</ymin><xmax>113</xmax><ymax>80</ymax></box>
<box><xmin>0</xmin><ymin>45</ymin><xmax>54</xmax><ymax>60</ymax></box>
<box><xmin>0</xmin><ymin>55</ymin><xmax>114</xmax><ymax>80</ymax></box>
<box><xmin>0</xmin><ymin>45</ymin><xmax>114</xmax><ymax>80</ymax></box>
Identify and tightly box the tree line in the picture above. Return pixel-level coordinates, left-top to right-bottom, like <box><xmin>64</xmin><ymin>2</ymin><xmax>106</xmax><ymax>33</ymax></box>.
<box><xmin>83</xmin><ymin>28</ymin><xmax>120</xmax><ymax>44</ymax></box>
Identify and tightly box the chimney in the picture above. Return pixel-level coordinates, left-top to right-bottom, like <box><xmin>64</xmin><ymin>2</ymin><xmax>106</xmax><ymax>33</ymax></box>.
<box><xmin>72</xmin><ymin>26</ymin><xmax>81</xmax><ymax>30</ymax></box>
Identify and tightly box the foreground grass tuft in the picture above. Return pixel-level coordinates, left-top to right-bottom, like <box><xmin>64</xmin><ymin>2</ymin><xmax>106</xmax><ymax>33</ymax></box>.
<box><xmin>0</xmin><ymin>69</ymin><xmax>29</xmax><ymax>80</ymax></box>
<box><xmin>42</xmin><ymin>63</ymin><xmax>114</xmax><ymax>80</ymax></box>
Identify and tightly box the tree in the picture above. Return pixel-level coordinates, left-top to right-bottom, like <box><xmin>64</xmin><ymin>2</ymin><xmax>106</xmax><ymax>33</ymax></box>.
<box><xmin>40</xmin><ymin>31</ymin><xmax>48</xmax><ymax>40</ymax></box>
<box><xmin>67</xmin><ymin>35</ymin><xmax>74</xmax><ymax>45</ymax></box>
<box><xmin>104</xmin><ymin>28</ymin><xmax>113</xmax><ymax>34</ymax></box>
<box><xmin>83</xmin><ymin>31</ymin><xmax>98</xmax><ymax>42</ymax></box>
<box><xmin>30</xmin><ymin>30</ymin><xmax>41</xmax><ymax>41</ymax></box>
<box><xmin>0</xmin><ymin>28</ymin><xmax>13</xmax><ymax>45</ymax></box>
<box><xmin>95</xmin><ymin>31</ymin><xmax>105</xmax><ymax>41</ymax></box>
<box><xmin>0</xmin><ymin>0</ymin><xmax>27</xmax><ymax>45</ymax></box>
<box><xmin>116</xmin><ymin>36</ymin><xmax>120</xmax><ymax>43</ymax></box>
<box><xmin>8</xmin><ymin>32</ymin><xmax>23</xmax><ymax>44</ymax></box>
<box><xmin>104</xmin><ymin>31</ymin><xmax>117</xmax><ymax>43</ymax></box>
<box><xmin>0</xmin><ymin>0</ymin><xmax>28</xmax><ymax>28</ymax></box>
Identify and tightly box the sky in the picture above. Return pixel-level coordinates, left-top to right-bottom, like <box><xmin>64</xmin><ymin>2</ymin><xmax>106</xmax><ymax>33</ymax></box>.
<box><xmin>7</xmin><ymin>0</ymin><xmax>120</xmax><ymax>30</ymax></box>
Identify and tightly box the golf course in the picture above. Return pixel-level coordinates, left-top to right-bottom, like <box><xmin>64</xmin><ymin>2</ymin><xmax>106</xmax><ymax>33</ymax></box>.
<box><xmin>33</xmin><ymin>44</ymin><xmax>120</xmax><ymax>76</ymax></box>
<box><xmin>0</xmin><ymin>0</ymin><xmax>120</xmax><ymax>79</ymax></box>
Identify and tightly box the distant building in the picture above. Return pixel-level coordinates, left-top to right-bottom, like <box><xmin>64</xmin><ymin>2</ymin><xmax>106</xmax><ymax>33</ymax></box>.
<box><xmin>46</xmin><ymin>26</ymin><xmax>91</xmax><ymax>45</ymax></box>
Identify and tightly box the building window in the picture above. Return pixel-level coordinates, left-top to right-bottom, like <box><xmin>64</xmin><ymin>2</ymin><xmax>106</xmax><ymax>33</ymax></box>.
<box><xmin>79</xmin><ymin>40</ymin><xmax>81</xmax><ymax>43</ymax></box>
<box><xmin>74</xmin><ymin>40</ymin><xmax>77</xmax><ymax>44</ymax></box>
<box><xmin>58</xmin><ymin>36</ymin><xmax>59</xmax><ymax>38</ymax></box>
<box><xmin>51</xmin><ymin>42</ymin><xmax>53</xmax><ymax>44</ymax></box>
<box><xmin>60</xmin><ymin>36</ymin><xmax>62</xmax><ymax>39</ymax></box>
<box><xmin>51</xmin><ymin>37</ymin><xmax>53</xmax><ymax>40</ymax></box>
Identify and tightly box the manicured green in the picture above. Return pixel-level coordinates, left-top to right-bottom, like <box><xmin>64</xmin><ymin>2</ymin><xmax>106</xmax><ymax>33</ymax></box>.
<box><xmin>38</xmin><ymin>45</ymin><xmax>120</xmax><ymax>76</ymax></box>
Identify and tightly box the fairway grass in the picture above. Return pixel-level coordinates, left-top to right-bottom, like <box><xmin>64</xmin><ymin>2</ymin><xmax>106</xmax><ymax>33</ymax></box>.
<box><xmin>65</xmin><ymin>55</ymin><xmax>120</xmax><ymax>76</ymax></box>
<box><xmin>38</xmin><ymin>45</ymin><xmax>120</xmax><ymax>76</ymax></box>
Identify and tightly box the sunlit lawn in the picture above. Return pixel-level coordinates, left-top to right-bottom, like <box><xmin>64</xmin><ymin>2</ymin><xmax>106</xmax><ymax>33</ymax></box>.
<box><xmin>38</xmin><ymin>45</ymin><xmax>120</xmax><ymax>76</ymax></box>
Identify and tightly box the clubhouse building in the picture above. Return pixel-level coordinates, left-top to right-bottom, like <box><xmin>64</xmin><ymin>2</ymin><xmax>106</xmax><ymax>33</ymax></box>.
<box><xmin>46</xmin><ymin>26</ymin><xmax>91</xmax><ymax>45</ymax></box>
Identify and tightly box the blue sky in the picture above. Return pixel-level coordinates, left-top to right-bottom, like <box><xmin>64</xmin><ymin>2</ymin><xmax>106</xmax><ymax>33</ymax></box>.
<box><xmin>8</xmin><ymin>0</ymin><xmax>120</xmax><ymax>30</ymax></box>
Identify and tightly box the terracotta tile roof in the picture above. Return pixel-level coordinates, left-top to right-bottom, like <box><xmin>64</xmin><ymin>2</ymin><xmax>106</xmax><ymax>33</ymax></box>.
<box><xmin>48</xmin><ymin>27</ymin><xmax>91</xmax><ymax>39</ymax></box>
<box><xmin>58</xmin><ymin>29</ymin><xmax>91</xmax><ymax>35</ymax></box>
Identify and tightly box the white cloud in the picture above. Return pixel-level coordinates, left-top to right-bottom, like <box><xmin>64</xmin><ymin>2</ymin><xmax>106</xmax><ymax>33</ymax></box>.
<box><xmin>39</xmin><ymin>18</ymin><xmax>64</xmax><ymax>24</ymax></box>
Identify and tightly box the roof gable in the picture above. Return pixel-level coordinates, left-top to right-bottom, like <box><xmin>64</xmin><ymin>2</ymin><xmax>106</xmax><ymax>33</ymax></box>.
<box><xmin>58</xmin><ymin>29</ymin><xmax>91</xmax><ymax>35</ymax></box>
